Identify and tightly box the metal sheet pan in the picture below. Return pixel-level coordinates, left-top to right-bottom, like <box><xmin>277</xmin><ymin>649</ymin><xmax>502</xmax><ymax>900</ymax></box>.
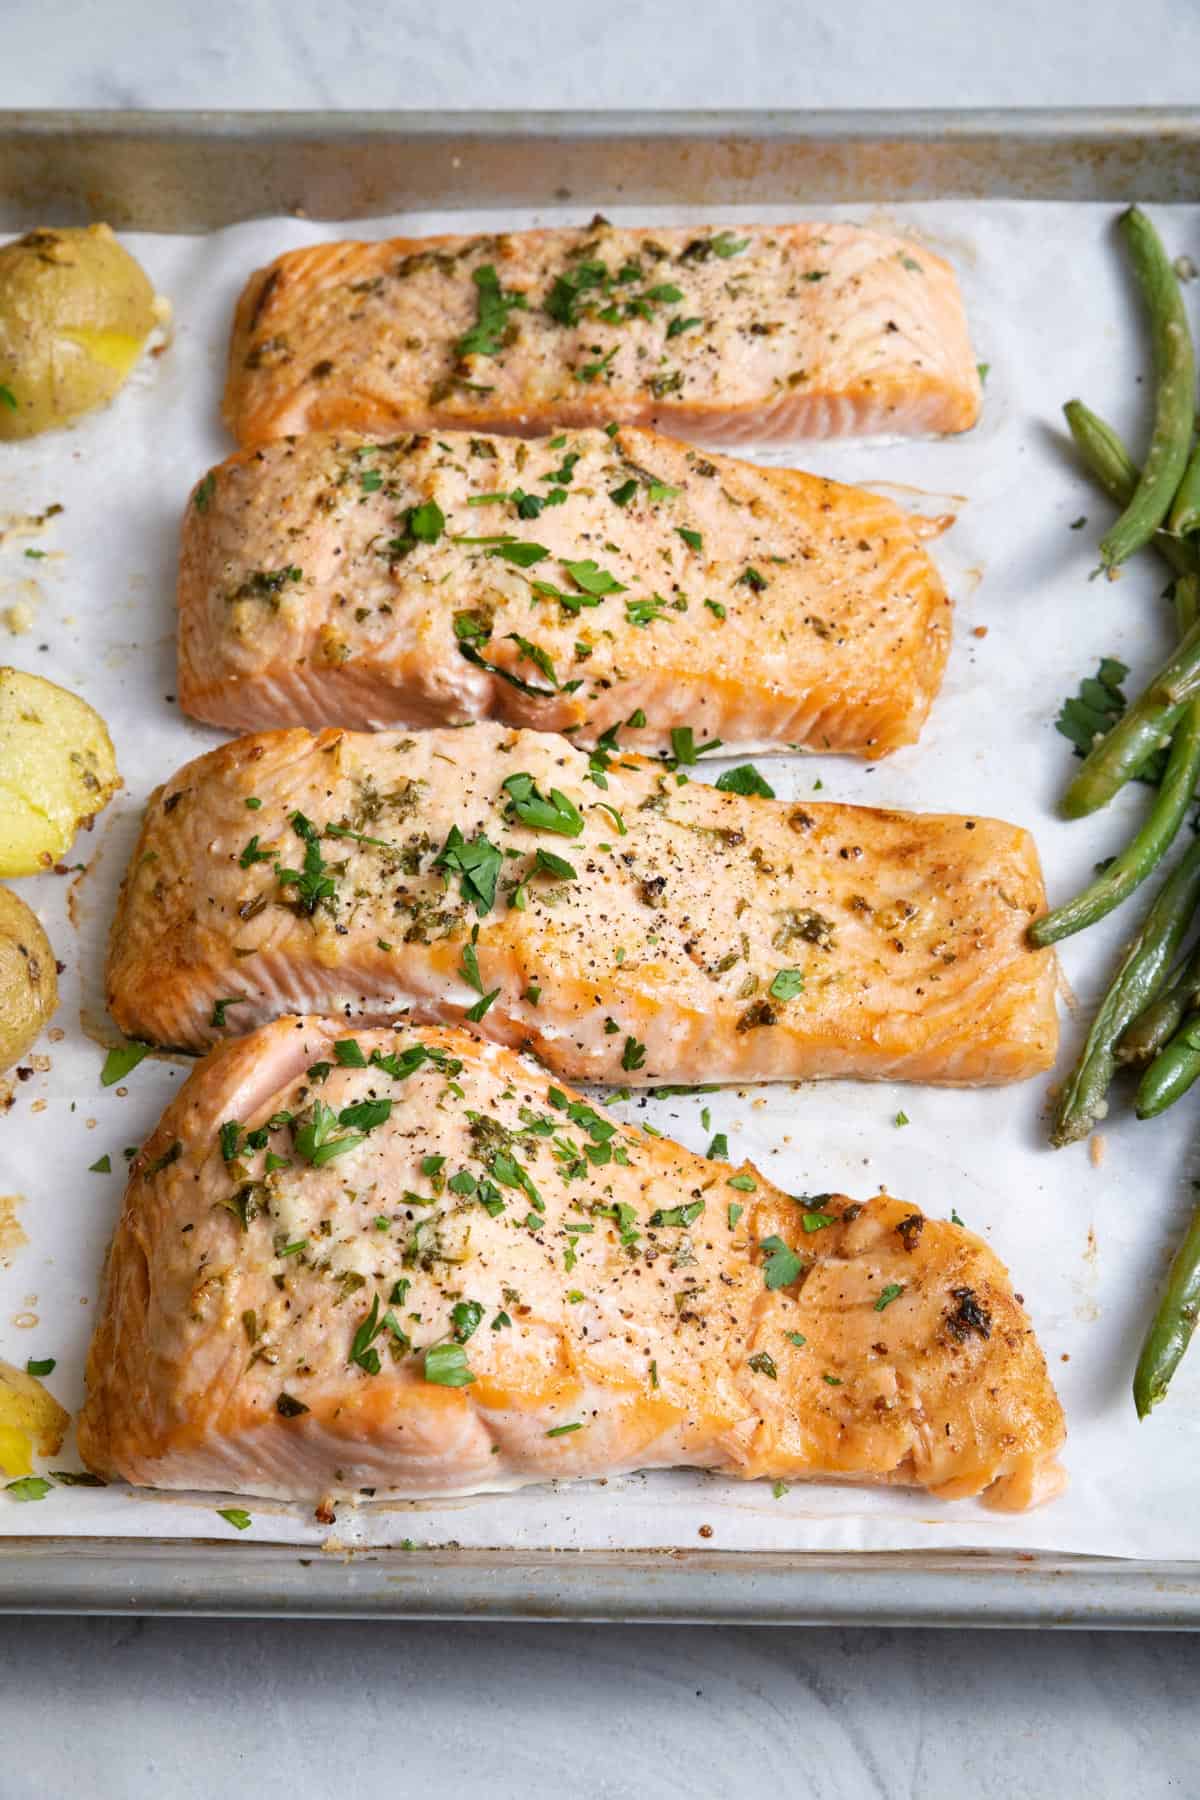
<box><xmin>2</xmin><ymin>107</ymin><xmax>1199</xmax><ymax>1624</ymax></box>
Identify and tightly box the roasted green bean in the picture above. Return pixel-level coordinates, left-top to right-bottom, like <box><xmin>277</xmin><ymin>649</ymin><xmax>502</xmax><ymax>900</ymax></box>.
<box><xmin>1051</xmin><ymin>834</ymin><xmax>1200</xmax><ymax>1146</ymax></box>
<box><xmin>1099</xmin><ymin>208</ymin><xmax>1197</xmax><ymax>570</ymax></box>
<box><xmin>1032</xmin><ymin>698</ymin><xmax>1200</xmax><ymax>946</ymax></box>
<box><xmin>1133</xmin><ymin>1200</ymin><xmax>1200</xmax><ymax>1417</ymax></box>
<box><xmin>1117</xmin><ymin>934</ymin><xmax>1200</xmax><ymax>1064</ymax></box>
<box><xmin>1064</xmin><ymin>401</ymin><xmax>1200</xmax><ymax>579</ymax></box>
<box><xmin>1062</xmin><ymin>611</ymin><xmax>1200</xmax><ymax>818</ymax></box>
<box><xmin>1135</xmin><ymin>1014</ymin><xmax>1200</xmax><ymax>1117</ymax></box>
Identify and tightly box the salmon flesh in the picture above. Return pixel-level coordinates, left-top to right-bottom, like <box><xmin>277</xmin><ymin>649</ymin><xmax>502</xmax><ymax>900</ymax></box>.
<box><xmin>223</xmin><ymin>222</ymin><xmax>982</xmax><ymax>449</ymax></box>
<box><xmin>178</xmin><ymin>427</ymin><xmax>952</xmax><ymax>757</ymax></box>
<box><xmin>105</xmin><ymin>724</ymin><xmax>1058</xmax><ymax>1086</ymax></box>
<box><xmin>78</xmin><ymin>1018</ymin><xmax>1066</xmax><ymax>1508</ymax></box>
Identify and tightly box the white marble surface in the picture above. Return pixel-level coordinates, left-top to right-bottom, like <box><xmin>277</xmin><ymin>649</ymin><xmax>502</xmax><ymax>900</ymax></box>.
<box><xmin>4</xmin><ymin>5</ymin><xmax>1200</xmax><ymax>1795</ymax></box>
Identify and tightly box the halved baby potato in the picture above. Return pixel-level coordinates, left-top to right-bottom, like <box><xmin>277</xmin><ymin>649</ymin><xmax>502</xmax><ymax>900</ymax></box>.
<box><xmin>0</xmin><ymin>224</ymin><xmax>160</xmax><ymax>439</ymax></box>
<box><xmin>0</xmin><ymin>885</ymin><xmax>57</xmax><ymax>1074</ymax></box>
<box><xmin>0</xmin><ymin>1358</ymin><xmax>70</xmax><ymax>1478</ymax></box>
<box><xmin>0</xmin><ymin>667</ymin><xmax>120</xmax><ymax>875</ymax></box>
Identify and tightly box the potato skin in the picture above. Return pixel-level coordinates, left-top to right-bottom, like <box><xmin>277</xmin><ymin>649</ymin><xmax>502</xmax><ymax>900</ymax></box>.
<box><xmin>0</xmin><ymin>885</ymin><xmax>57</xmax><ymax>1074</ymax></box>
<box><xmin>0</xmin><ymin>666</ymin><xmax>121</xmax><ymax>875</ymax></box>
<box><xmin>0</xmin><ymin>223</ymin><xmax>157</xmax><ymax>438</ymax></box>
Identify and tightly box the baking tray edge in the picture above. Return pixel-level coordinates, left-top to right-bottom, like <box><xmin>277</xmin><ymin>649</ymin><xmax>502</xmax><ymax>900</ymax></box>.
<box><xmin>0</xmin><ymin>107</ymin><xmax>1198</xmax><ymax>227</ymax></box>
<box><xmin>2</xmin><ymin>105</ymin><xmax>1198</xmax><ymax>1623</ymax></box>
<box><xmin>2</xmin><ymin>1541</ymin><xmax>1199</xmax><ymax>1627</ymax></box>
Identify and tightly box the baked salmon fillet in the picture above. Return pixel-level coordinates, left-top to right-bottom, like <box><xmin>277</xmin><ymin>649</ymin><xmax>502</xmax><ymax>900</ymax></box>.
<box><xmin>105</xmin><ymin>724</ymin><xmax>1058</xmax><ymax>1085</ymax></box>
<box><xmin>178</xmin><ymin>426</ymin><xmax>952</xmax><ymax>756</ymax></box>
<box><xmin>223</xmin><ymin>221</ymin><xmax>982</xmax><ymax>449</ymax></box>
<box><xmin>77</xmin><ymin>1018</ymin><xmax>1066</xmax><ymax>1509</ymax></box>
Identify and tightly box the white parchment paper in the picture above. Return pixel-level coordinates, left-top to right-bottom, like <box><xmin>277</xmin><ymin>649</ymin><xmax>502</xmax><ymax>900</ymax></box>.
<box><xmin>2</xmin><ymin>199</ymin><xmax>1199</xmax><ymax>1560</ymax></box>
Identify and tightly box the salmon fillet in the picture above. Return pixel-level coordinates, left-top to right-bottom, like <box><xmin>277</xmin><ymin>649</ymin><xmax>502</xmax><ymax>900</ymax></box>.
<box><xmin>105</xmin><ymin>724</ymin><xmax>1058</xmax><ymax>1085</ymax></box>
<box><xmin>178</xmin><ymin>426</ymin><xmax>953</xmax><ymax>756</ymax></box>
<box><xmin>223</xmin><ymin>221</ymin><xmax>982</xmax><ymax>449</ymax></box>
<box><xmin>78</xmin><ymin>1017</ymin><xmax>1066</xmax><ymax>1509</ymax></box>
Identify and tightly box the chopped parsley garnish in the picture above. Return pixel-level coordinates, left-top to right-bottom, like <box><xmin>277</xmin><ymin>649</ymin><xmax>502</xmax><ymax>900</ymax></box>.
<box><xmin>875</xmin><ymin>1283</ymin><xmax>905</xmax><ymax>1312</ymax></box>
<box><xmin>219</xmin><ymin>1120</ymin><xmax>242</xmax><ymax>1163</ymax></box>
<box><xmin>276</xmin><ymin>811</ymin><xmax>336</xmax><ymax>914</ymax></box>
<box><xmin>609</xmin><ymin>478</ymin><xmax>638</xmax><ymax>507</ymax></box>
<box><xmin>759</xmin><ymin>1236</ymin><xmax>805</xmax><ymax>1289</ymax></box>
<box><xmin>456</xmin><ymin>263</ymin><xmax>528</xmax><ymax>359</ymax></box>
<box><xmin>738</xmin><ymin>566</ymin><xmax>767</xmax><ymax>591</ymax></box>
<box><xmin>563</xmin><ymin>557</ymin><xmax>626</xmax><ymax>597</ymax></box>
<box><xmin>578</xmin><ymin>346</ymin><xmax>617</xmax><ymax>383</ymax></box>
<box><xmin>502</xmin><ymin>772</ymin><xmax>585</xmax><ymax>837</ymax></box>
<box><xmin>88</xmin><ymin>1155</ymin><xmax>111</xmax><ymax>1174</ymax></box>
<box><xmin>704</xmin><ymin>599</ymin><xmax>726</xmax><ymax>620</ymax></box>
<box><xmin>293</xmin><ymin>1098</ymin><xmax>385</xmax><ymax>1168</ymax></box>
<box><xmin>0</xmin><ymin>384</ymin><xmax>18</xmax><ymax>411</ymax></box>
<box><xmin>667</xmin><ymin>315</ymin><xmax>702</xmax><ymax>338</ymax></box>
<box><xmin>728</xmin><ymin>1173</ymin><xmax>756</xmax><ymax>1192</ymax></box>
<box><xmin>424</xmin><ymin>1342</ymin><xmax>475</xmax><ymax>1387</ymax></box>
<box><xmin>546</xmin><ymin>1422</ymin><xmax>583</xmax><ymax>1437</ymax></box>
<box><xmin>218</xmin><ymin>1507</ymin><xmax>252</xmax><ymax>1530</ymax></box>
<box><xmin>349</xmin><ymin>1296</ymin><xmax>388</xmax><ymax>1373</ymax></box>
<box><xmin>667</xmin><ymin>726</ymin><xmax>722</xmax><ymax>767</ymax></box>
<box><xmin>25</xmin><ymin>1357</ymin><xmax>55</xmax><ymax>1378</ymax></box>
<box><xmin>210</xmin><ymin>997</ymin><xmax>245</xmax><ymax>1029</ymax></box>
<box><xmin>707</xmin><ymin>1132</ymin><xmax>729</xmax><ymax>1160</ymax></box>
<box><xmin>649</xmin><ymin>1199</ymin><xmax>704</xmax><ymax>1228</ymax></box>
<box><xmin>488</xmin><ymin>538</ymin><xmax>549</xmax><ymax>567</ymax></box>
<box><xmin>100</xmin><ymin>1041</ymin><xmax>151</xmax><ymax>1087</ymax></box>
<box><xmin>621</xmin><ymin>1036</ymin><xmax>647</xmax><ymax>1072</ymax></box>
<box><xmin>728</xmin><ymin>1202</ymin><xmax>743</xmax><ymax>1229</ymax></box>
<box><xmin>452</xmin><ymin>1300</ymin><xmax>484</xmax><ymax>1342</ymax></box>
<box><xmin>625</xmin><ymin>598</ymin><xmax>669</xmax><ymax>628</ymax></box>
<box><xmin>769</xmin><ymin>969</ymin><xmax>804</xmax><ymax>1002</ymax></box>
<box><xmin>433</xmin><ymin>826</ymin><xmax>503</xmax><ymax>915</ymax></box>
<box><xmin>801</xmin><ymin>1209</ymin><xmax>836</xmax><ymax>1232</ymax></box>
<box><xmin>193</xmin><ymin>471</ymin><xmax>216</xmax><ymax>512</ymax></box>
<box><xmin>715</xmin><ymin>764</ymin><xmax>774</xmax><ymax>798</ymax></box>
<box><xmin>387</xmin><ymin>498</ymin><xmax>445</xmax><ymax>557</ymax></box>
<box><xmin>1055</xmin><ymin>657</ymin><xmax>1167</xmax><ymax>784</ymax></box>
<box><xmin>5</xmin><ymin>1477</ymin><xmax>51</xmax><ymax>1502</ymax></box>
<box><xmin>534</xmin><ymin>847</ymin><xmax>577</xmax><ymax>881</ymax></box>
<box><xmin>545</xmin><ymin>259</ymin><xmax>609</xmax><ymax>326</ymax></box>
<box><xmin>337</xmin><ymin>1097</ymin><xmax>393</xmax><ymax>1132</ymax></box>
<box><xmin>894</xmin><ymin>1110</ymin><xmax>910</xmax><ymax>1127</ymax></box>
<box><xmin>334</xmin><ymin>1038</ymin><xmax>367</xmax><ymax>1067</ymax></box>
<box><xmin>747</xmin><ymin>1352</ymin><xmax>778</xmax><ymax>1380</ymax></box>
<box><xmin>676</xmin><ymin>526</ymin><xmax>702</xmax><ymax>552</ymax></box>
<box><xmin>239</xmin><ymin>833</ymin><xmax>273</xmax><ymax>868</ymax></box>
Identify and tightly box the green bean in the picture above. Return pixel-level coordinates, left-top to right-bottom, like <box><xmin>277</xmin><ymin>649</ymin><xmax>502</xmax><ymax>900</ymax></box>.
<box><xmin>1135</xmin><ymin>1013</ymin><xmax>1200</xmax><ymax>1117</ymax></box>
<box><xmin>1050</xmin><ymin>833</ymin><xmax>1200</xmax><ymax>1146</ymax></box>
<box><xmin>1063</xmin><ymin>401</ymin><xmax>1200</xmax><ymax>579</ymax></box>
<box><xmin>1062</xmin><ymin>610</ymin><xmax>1200</xmax><ymax>818</ymax></box>
<box><xmin>1032</xmin><ymin>699</ymin><xmax>1200</xmax><ymax>946</ymax></box>
<box><xmin>1133</xmin><ymin>1200</ymin><xmax>1200</xmax><ymax>1417</ymax></box>
<box><xmin>1098</xmin><ymin>208</ymin><xmax>1196</xmax><ymax>571</ymax></box>
<box><xmin>1168</xmin><ymin>439</ymin><xmax>1200</xmax><ymax>538</ymax></box>
<box><xmin>1116</xmin><ymin>934</ymin><xmax>1200</xmax><ymax>1063</ymax></box>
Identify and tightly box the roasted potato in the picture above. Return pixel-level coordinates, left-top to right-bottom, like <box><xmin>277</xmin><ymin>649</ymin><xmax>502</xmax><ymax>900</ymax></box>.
<box><xmin>0</xmin><ymin>1357</ymin><xmax>69</xmax><ymax>1478</ymax></box>
<box><xmin>0</xmin><ymin>667</ymin><xmax>120</xmax><ymax>875</ymax></box>
<box><xmin>0</xmin><ymin>885</ymin><xmax>57</xmax><ymax>1073</ymax></box>
<box><xmin>0</xmin><ymin>223</ymin><xmax>160</xmax><ymax>439</ymax></box>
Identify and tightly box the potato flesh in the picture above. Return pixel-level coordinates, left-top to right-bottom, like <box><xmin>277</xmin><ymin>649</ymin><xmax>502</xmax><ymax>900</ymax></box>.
<box><xmin>0</xmin><ymin>667</ymin><xmax>120</xmax><ymax>876</ymax></box>
<box><xmin>0</xmin><ymin>1360</ymin><xmax>69</xmax><ymax>1477</ymax></box>
<box><xmin>0</xmin><ymin>224</ymin><xmax>157</xmax><ymax>439</ymax></box>
<box><xmin>0</xmin><ymin>884</ymin><xmax>57</xmax><ymax>1073</ymax></box>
